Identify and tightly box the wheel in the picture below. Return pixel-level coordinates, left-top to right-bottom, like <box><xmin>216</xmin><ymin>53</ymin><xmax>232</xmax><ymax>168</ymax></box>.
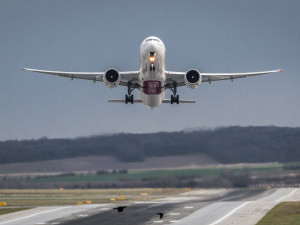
<box><xmin>176</xmin><ymin>95</ymin><xmax>179</xmax><ymax>104</ymax></box>
<box><xmin>171</xmin><ymin>95</ymin><xmax>174</xmax><ymax>104</ymax></box>
<box><xmin>150</xmin><ymin>64</ymin><xmax>155</xmax><ymax>71</ymax></box>
<box><xmin>125</xmin><ymin>95</ymin><xmax>129</xmax><ymax>104</ymax></box>
<box><xmin>130</xmin><ymin>95</ymin><xmax>134</xmax><ymax>104</ymax></box>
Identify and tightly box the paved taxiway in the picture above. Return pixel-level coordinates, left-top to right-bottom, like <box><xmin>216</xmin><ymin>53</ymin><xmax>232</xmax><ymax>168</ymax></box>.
<box><xmin>0</xmin><ymin>188</ymin><xmax>299</xmax><ymax>225</ymax></box>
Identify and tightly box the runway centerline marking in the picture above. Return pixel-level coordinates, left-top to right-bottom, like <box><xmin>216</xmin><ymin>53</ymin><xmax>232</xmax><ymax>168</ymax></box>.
<box><xmin>184</xmin><ymin>206</ymin><xmax>193</xmax><ymax>209</ymax></box>
<box><xmin>274</xmin><ymin>189</ymin><xmax>298</xmax><ymax>203</ymax></box>
<box><xmin>207</xmin><ymin>201</ymin><xmax>252</xmax><ymax>225</ymax></box>
<box><xmin>170</xmin><ymin>213</ymin><xmax>180</xmax><ymax>215</ymax></box>
<box><xmin>0</xmin><ymin>206</ymin><xmax>72</xmax><ymax>225</ymax></box>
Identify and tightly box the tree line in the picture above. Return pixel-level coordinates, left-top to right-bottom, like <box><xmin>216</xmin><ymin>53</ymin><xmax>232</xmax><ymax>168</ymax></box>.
<box><xmin>0</xmin><ymin>126</ymin><xmax>299</xmax><ymax>164</ymax></box>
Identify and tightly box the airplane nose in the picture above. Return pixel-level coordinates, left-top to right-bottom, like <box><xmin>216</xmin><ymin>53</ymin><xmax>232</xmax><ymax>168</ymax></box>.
<box><xmin>146</xmin><ymin>42</ymin><xmax>157</xmax><ymax>52</ymax></box>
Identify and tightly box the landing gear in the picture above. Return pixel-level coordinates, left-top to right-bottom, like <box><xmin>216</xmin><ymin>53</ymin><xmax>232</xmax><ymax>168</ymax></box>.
<box><xmin>165</xmin><ymin>82</ymin><xmax>179</xmax><ymax>104</ymax></box>
<box><xmin>150</xmin><ymin>63</ymin><xmax>155</xmax><ymax>71</ymax></box>
<box><xmin>171</xmin><ymin>95</ymin><xmax>179</xmax><ymax>104</ymax></box>
<box><xmin>125</xmin><ymin>94</ymin><xmax>134</xmax><ymax>104</ymax></box>
<box><xmin>125</xmin><ymin>81</ymin><xmax>140</xmax><ymax>104</ymax></box>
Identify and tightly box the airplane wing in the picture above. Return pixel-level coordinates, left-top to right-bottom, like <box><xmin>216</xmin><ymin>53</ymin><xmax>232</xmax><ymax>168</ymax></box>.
<box><xmin>22</xmin><ymin>68</ymin><xmax>138</xmax><ymax>86</ymax></box>
<box><xmin>166</xmin><ymin>69</ymin><xmax>282</xmax><ymax>86</ymax></box>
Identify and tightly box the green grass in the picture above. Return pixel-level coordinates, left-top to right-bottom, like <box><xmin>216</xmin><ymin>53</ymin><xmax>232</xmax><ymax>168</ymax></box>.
<box><xmin>15</xmin><ymin>163</ymin><xmax>283</xmax><ymax>183</ymax></box>
<box><xmin>0</xmin><ymin>208</ymin><xmax>31</xmax><ymax>215</ymax></box>
<box><xmin>256</xmin><ymin>202</ymin><xmax>300</xmax><ymax>225</ymax></box>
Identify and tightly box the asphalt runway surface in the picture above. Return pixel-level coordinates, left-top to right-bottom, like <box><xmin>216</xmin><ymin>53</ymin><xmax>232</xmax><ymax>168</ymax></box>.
<box><xmin>0</xmin><ymin>188</ymin><xmax>299</xmax><ymax>225</ymax></box>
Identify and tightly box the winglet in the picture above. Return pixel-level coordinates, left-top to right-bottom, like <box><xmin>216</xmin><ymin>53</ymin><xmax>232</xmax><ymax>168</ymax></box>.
<box><xmin>278</xmin><ymin>68</ymin><xmax>283</xmax><ymax>72</ymax></box>
<box><xmin>21</xmin><ymin>68</ymin><xmax>27</xmax><ymax>70</ymax></box>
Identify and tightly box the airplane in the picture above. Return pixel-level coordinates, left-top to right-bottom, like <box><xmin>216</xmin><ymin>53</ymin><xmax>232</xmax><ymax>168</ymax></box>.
<box><xmin>23</xmin><ymin>36</ymin><xmax>281</xmax><ymax>109</ymax></box>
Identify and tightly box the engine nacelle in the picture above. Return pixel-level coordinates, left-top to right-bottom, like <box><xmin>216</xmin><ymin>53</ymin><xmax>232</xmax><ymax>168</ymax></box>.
<box><xmin>184</xmin><ymin>69</ymin><xmax>201</xmax><ymax>89</ymax></box>
<box><xmin>103</xmin><ymin>68</ymin><xmax>121</xmax><ymax>88</ymax></box>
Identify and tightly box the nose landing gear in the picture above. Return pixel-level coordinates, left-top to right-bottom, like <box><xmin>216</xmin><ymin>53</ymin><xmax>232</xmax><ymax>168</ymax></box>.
<box><xmin>150</xmin><ymin>63</ymin><xmax>155</xmax><ymax>71</ymax></box>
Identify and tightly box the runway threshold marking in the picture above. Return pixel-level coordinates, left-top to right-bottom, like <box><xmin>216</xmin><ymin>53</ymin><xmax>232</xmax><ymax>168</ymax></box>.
<box><xmin>207</xmin><ymin>201</ymin><xmax>252</xmax><ymax>225</ymax></box>
<box><xmin>0</xmin><ymin>206</ymin><xmax>72</xmax><ymax>225</ymax></box>
<box><xmin>274</xmin><ymin>189</ymin><xmax>298</xmax><ymax>203</ymax></box>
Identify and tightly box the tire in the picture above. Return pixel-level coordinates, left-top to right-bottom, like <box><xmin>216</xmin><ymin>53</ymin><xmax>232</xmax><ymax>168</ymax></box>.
<box><xmin>176</xmin><ymin>95</ymin><xmax>179</xmax><ymax>104</ymax></box>
<box><xmin>171</xmin><ymin>95</ymin><xmax>174</xmax><ymax>104</ymax></box>
<box><xmin>130</xmin><ymin>95</ymin><xmax>134</xmax><ymax>104</ymax></box>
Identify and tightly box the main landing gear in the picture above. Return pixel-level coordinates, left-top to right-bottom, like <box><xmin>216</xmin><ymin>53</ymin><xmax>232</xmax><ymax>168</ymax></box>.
<box><xmin>165</xmin><ymin>82</ymin><xmax>179</xmax><ymax>104</ymax></box>
<box><xmin>125</xmin><ymin>81</ymin><xmax>140</xmax><ymax>104</ymax></box>
<box><xmin>171</xmin><ymin>95</ymin><xmax>179</xmax><ymax>104</ymax></box>
<box><xmin>125</xmin><ymin>94</ymin><xmax>133</xmax><ymax>104</ymax></box>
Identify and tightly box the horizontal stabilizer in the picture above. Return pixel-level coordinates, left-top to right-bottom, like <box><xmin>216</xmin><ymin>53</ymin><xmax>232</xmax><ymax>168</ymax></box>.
<box><xmin>108</xmin><ymin>99</ymin><xmax>143</xmax><ymax>103</ymax></box>
<box><xmin>162</xmin><ymin>99</ymin><xmax>196</xmax><ymax>103</ymax></box>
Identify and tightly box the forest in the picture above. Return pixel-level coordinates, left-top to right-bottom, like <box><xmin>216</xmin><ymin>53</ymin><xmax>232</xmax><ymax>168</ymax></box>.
<box><xmin>0</xmin><ymin>126</ymin><xmax>299</xmax><ymax>164</ymax></box>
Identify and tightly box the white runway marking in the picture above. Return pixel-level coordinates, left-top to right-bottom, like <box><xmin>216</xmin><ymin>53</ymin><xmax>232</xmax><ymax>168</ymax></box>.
<box><xmin>207</xmin><ymin>201</ymin><xmax>252</xmax><ymax>225</ymax></box>
<box><xmin>170</xmin><ymin>220</ymin><xmax>181</xmax><ymax>222</ymax></box>
<box><xmin>274</xmin><ymin>189</ymin><xmax>298</xmax><ymax>203</ymax></box>
<box><xmin>153</xmin><ymin>221</ymin><xmax>163</xmax><ymax>223</ymax></box>
<box><xmin>99</xmin><ymin>208</ymin><xmax>110</xmax><ymax>211</ymax></box>
<box><xmin>0</xmin><ymin>206</ymin><xmax>72</xmax><ymax>225</ymax></box>
<box><xmin>184</xmin><ymin>206</ymin><xmax>194</xmax><ymax>209</ymax></box>
<box><xmin>170</xmin><ymin>213</ymin><xmax>180</xmax><ymax>215</ymax></box>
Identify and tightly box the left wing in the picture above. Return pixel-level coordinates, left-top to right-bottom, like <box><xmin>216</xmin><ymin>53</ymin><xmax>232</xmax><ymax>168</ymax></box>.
<box><xmin>166</xmin><ymin>69</ymin><xmax>282</xmax><ymax>86</ymax></box>
<box><xmin>22</xmin><ymin>68</ymin><xmax>138</xmax><ymax>86</ymax></box>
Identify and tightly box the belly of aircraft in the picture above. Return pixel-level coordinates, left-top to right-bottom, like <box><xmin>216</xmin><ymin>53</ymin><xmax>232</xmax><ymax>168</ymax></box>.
<box><xmin>141</xmin><ymin>80</ymin><xmax>164</xmax><ymax>108</ymax></box>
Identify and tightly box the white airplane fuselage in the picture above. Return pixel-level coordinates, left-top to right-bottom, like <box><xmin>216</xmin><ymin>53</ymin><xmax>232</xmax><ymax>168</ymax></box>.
<box><xmin>139</xmin><ymin>36</ymin><xmax>166</xmax><ymax>108</ymax></box>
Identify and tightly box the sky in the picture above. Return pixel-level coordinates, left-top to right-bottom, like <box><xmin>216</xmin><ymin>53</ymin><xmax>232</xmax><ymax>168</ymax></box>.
<box><xmin>0</xmin><ymin>0</ymin><xmax>299</xmax><ymax>140</ymax></box>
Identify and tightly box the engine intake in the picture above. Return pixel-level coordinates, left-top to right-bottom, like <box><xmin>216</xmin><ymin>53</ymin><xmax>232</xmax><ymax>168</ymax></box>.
<box><xmin>185</xmin><ymin>69</ymin><xmax>201</xmax><ymax>89</ymax></box>
<box><xmin>104</xmin><ymin>68</ymin><xmax>121</xmax><ymax>88</ymax></box>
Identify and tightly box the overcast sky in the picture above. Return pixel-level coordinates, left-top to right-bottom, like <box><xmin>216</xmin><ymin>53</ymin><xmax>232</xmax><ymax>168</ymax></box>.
<box><xmin>0</xmin><ymin>0</ymin><xmax>299</xmax><ymax>140</ymax></box>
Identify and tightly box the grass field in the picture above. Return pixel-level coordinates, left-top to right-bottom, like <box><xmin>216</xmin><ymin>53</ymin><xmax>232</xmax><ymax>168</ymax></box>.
<box><xmin>5</xmin><ymin>163</ymin><xmax>283</xmax><ymax>183</ymax></box>
<box><xmin>256</xmin><ymin>202</ymin><xmax>300</xmax><ymax>225</ymax></box>
<box><xmin>0</xmin><ymin>208</ymin><xmax>31</xmax><ymax>215</ymax></box>
<box><xmin>0</xmin><ymin>188</ymin><xmax>185</xmax><ymax>206</ymax></box>
<box><xmin>0</xmin><ymin>162</ymin><xmax>293</xmax><ymax>189</ymax></box>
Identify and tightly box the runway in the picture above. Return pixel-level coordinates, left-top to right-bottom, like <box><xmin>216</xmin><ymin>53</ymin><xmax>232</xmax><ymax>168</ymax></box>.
<box><xmin>0</xmin><ymin>188</ymin><xmax>299</xmax><ymax>225</ymax></box>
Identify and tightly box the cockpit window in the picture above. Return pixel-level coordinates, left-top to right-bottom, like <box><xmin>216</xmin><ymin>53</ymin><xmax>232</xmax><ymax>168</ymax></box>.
<box><xmin>146</xmin><ymin>39</ymin><xmax>160</xmax><ymax>42</ymax></box>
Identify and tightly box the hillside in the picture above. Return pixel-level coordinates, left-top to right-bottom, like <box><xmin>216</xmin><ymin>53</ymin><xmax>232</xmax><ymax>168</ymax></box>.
<box><xmin>0</xmin><ymin>126</ymin><xmax>299</xmax><ymax>165</ymax></box>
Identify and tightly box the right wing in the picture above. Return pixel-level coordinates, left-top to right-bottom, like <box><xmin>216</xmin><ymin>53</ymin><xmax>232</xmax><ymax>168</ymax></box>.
<box><xmin>166</xmin><ymin>69</ymin><xmax>282</xmax><ymax>86</ymax></box>
<box><xmin>22</xmin><ymin>68</ymin><xmax>139</xmax><ymax>86</ymax></box>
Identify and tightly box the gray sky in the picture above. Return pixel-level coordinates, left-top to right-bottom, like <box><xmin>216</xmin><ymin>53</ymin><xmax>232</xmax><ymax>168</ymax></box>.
<box><xmin>0</xmin><ymin>0</ymin><xmax>299</xmax><ymax>140</ymax></box>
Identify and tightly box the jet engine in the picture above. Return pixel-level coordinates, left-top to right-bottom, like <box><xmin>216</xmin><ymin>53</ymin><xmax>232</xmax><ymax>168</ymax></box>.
<box><xmin>103</xmin><ymin>68</ymin><xmax>121</xmax><ymax>88</ymax></box>
<box><xmin>184</xmin><ymin>69</ymin><xmax>201</xmax><ymax>89</ymax></box>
